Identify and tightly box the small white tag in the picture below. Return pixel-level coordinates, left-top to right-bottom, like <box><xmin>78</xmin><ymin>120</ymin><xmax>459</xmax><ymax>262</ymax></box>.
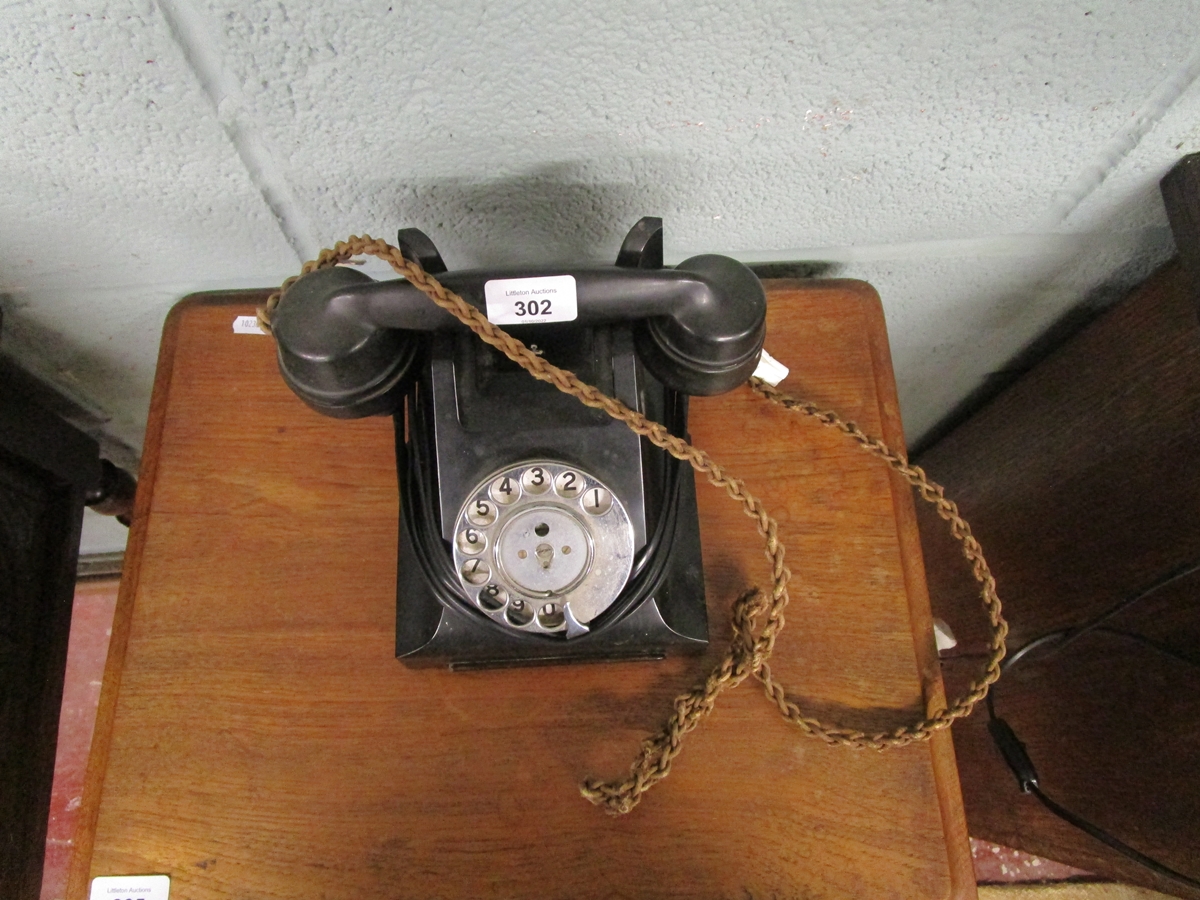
<box><xmin>484</xmin><ymin>275</ymin><xmax>578</xmax><ymax>325</ymax></box>
<box><xmin>933</xmin><ymin>618</ymin><xmax>958</xmax><ymax>653</ymax></box>
<box><xmin>232</xmin><ymin>315</ymin><xmax>266</xmax><ymax>335</ymax></box>
<box><xmin>89</xmin><ymin>874</ymin><xmax>170</xmax><ymax>900</ymax></box>
<box><xmin>753</xmin><ymin>349</ymin><xmax>790</xmax><ymax>386</ymax></box>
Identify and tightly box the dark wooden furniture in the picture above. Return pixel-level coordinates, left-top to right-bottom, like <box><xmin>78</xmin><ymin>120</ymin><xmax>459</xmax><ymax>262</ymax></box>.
<box><xmin>69</xmin><ymin>281</ymin><xmax>977</xmax><ymax>899</ymax></box>
<box><xmin>1162</xmin><ymin>153</ymin><xmax>1200</xmax><ymax>294</ymax></box>
<box><xmin>916</xmin><ymin>156</ymin><xmax>1200</xmax><ymax>898</ymax></box>
<box><xmin>0</xmin><ymin>317</ymin><xmax>101</xmax><ymax>900</ymax></box>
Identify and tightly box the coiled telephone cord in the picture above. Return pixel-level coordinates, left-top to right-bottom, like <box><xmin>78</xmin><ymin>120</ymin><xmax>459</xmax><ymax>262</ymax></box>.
<box><xmin>258</xmin><ymin>235</ymin><xmax>1008</xmax><ymax>816</ymax></box>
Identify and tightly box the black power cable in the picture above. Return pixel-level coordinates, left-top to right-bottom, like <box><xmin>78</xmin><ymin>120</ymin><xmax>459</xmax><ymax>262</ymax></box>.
<box><xmin>985</xmin><ymin>558</ymin><xmax>1200</xmax><ymax>891</ymax></box>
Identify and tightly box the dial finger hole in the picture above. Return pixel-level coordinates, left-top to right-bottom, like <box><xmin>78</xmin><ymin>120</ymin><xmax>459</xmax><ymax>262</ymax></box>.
<box><xmin>521</xmin><ymin>465</ymin><xmax>551</xmax><ymax>494</ymax></box>
<box><xmin>489</xmin><ymin>474</ymin><xmax>520</xmax><ymax>505</ymax></box>
<box><xmin>460</xmin><ymin>558</ymin><xmax>490</xmax><ymax>585</ymax></box>
<box><xmin>581</xmin><ymin>486</ymin><xmax>613</xmax><ymax>515</ymax></box>
<box><xmin>506</xmin><ymin>598</ymin><xmax>534</xmax><ymax>627</ymax></box>
<box><xmin>467</xmin><ymin>498</ymin><xmax>496</xmax><ymax>526</ymax></box>
<box><xmin>537</xmin><ymin>603</ymin><xmax>565</xmax><ymax>630</ymax></box>
<box><xmin>478</xmin><ymin>584</ymin><xmax>507</xmax><ymax>611</ymax></box>
<box><xmin>554</xmin><ymin>470</ymin><xmax>582</xmax><ymax>498</ymax></box>
<box><xmin>456</xmin><ymin>527</ymin><xmax>487</xmax><ymax>555</ymax></box>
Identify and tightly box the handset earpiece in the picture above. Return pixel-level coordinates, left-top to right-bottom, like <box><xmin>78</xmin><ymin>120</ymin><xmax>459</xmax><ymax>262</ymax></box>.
<box><xmin>271</xmin><ymin>265</ymin><xmax>420</xmax><ymax>418</ymax></box>
<box><xmin>633</xmin><ymin>253</ymin><xmax>766</xmax><ymax>396</ymax></box>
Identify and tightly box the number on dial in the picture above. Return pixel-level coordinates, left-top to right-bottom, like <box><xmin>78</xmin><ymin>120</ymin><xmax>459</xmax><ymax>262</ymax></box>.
<box><xmin>554</xmin><ymin>470</ymin><xmax>582</xmax><ymax>498</ymax></box>
<box><xmin>468</xmin><ymin>499</ymin><xmax>496</xmax><ymax>526</ymax></box>
<box><xmin>457</xmin><ymin>528</ymin><xmax>487</xmax><ymax>554</ymax></box>
<box><xmin>490</xmin><ymin>475</ymin><xmax>519</xmax><ymax>505</ymax></box>
<box><xmin>479</xmin><ymin>583</ymin><xmax>507</xmax><ymax>610</ymax></box>
<box><xmin>521</xmin><ymin>466</ymin><xmax>550</xmax><ymax>494</ymax></box>
<box><xmin>582</xmin><ymin>487</ymin><xmax>613</xmax><ymax>515</ymax></box>
<box><xmin>461</xmin><ymin>558</ymin><xmax>490</xmax><ymax>585</ymax></box>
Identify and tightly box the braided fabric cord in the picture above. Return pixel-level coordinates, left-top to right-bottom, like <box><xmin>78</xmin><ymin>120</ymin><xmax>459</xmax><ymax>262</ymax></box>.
<box><xmin>259</xmin><ymin>236</ymin><xmax>1008</xmax><ymax>815</ymax></box>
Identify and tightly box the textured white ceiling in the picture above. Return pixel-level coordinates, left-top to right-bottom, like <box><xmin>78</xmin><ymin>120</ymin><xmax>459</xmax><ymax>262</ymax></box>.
<box><xmin>3</xmin><ymin>0</ymin><xmax>1199</xmax><ymax>467</ymax></box>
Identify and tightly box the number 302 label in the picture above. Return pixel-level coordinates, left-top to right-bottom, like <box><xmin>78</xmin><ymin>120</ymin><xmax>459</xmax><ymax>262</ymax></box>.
<box><xmin>483</xmin><ymin>275</ymin><xmax>578</xmax><ymax>325</ymax></box>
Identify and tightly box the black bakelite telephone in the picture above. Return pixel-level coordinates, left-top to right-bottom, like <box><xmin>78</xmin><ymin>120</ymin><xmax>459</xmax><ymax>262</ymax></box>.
<box><xmin>270</xmin><ymin>217</ymin><xmax>767</xmax><ymax>668</ymax></box>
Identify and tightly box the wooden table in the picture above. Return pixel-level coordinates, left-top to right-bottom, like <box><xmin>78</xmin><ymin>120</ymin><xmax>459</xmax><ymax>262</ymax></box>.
<box><xmin>68</xmin><ymin>280</ymin><xmax>976</xmax><ymax>900</ymax></box>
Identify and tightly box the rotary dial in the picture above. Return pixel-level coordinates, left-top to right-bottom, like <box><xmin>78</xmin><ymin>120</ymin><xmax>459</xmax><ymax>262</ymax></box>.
<box><xmin>451</xmin><ymin>461</ymin><xmax>635</xmax><ymax>637</ymax></box>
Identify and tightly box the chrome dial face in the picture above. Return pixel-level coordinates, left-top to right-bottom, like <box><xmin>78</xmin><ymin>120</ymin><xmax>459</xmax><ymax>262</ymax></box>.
<box><xmin>451</xmin><ymin>461</ymin><xmax>635</xmax><ymax>637</ymax></box>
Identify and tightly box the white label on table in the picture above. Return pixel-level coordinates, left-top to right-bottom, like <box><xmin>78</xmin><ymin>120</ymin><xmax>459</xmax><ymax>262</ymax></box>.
<box><xmin>484</xmin><ymin>275</ymin><xmax>577</xmax><ymax>325</ymax></box>
<box><xmin>89</xmin><ymin>874</ymin><xmax>170</xmax><ymax>900</ymax></box>
<box><xmin>232</xmin><ymin>315</ymin><xmax>267</xmax><ymax>335</ymax></box>
<box><xmin>752</xmin><ymin>348</ymin><xmax>790</xmax><ymax>386</ymax></box>
<box><xmin>933</xmin><ymin>617</ymin><xmax>958</xmax><ymax>652</ymax></box>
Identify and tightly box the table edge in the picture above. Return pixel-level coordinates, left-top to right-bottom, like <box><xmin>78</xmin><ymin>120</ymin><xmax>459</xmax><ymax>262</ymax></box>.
<box><xmin>65</xmin><ymin>292</ymin><xmax>269</xmax><ymax>899</ymax></box>
<box><xmin>858</xmin><ymin>282</ymin><xmax>977</xmax><ymax>900</ymax></box>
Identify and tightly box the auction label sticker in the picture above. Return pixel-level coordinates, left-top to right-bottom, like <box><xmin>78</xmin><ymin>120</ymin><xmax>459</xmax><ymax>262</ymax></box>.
<box><xmin>232</xmin><ymin>315</ymin><xmax>267</xmax><ymax>334</ymax></box>
<box><xmin>90</xmin><ymin>874</ymin><xmax>170</xmax><ymax>900</ymax></box>
<box><xmin>484</xmin><ymin>275</ymin><xmax>578</xmax><ymax>325</ymax></box>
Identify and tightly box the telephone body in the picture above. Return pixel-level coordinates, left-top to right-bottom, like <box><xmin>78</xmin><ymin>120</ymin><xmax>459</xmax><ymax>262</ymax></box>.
<box><xmin>271</xmin><ymin>219</ymin><xmax>768</xmax><ymax>668</ymax></box>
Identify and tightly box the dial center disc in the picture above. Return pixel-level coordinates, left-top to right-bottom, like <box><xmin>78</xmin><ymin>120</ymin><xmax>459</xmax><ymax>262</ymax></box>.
<box><xmin>496</xmin><ymin>506</ymin><xmax>592</xmax><ymax>596</ymax></box>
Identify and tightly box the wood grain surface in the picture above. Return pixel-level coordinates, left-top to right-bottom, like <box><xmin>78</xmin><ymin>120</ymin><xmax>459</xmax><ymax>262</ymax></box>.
<box><xmin>918</xmin><ymin>261</ymin><xmax>1200</xmax><ymax>899</ymax></box>
<box><xmin>68</xmin><ymin>280</ymin><xmax>975</xmax><ymax>900</ymax></box>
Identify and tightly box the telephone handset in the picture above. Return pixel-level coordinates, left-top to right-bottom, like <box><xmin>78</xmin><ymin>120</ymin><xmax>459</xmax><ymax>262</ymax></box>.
<box><xmin>270</xmin><ymin>218</ymin><xmax>767</xmax><ymax>667</ymax></box>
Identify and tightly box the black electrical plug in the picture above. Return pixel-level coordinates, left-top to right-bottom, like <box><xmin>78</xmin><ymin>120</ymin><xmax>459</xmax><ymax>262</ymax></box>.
<box><xmin>988</xmin><ymin>717</ymin><xmax>1040</xmax><ymax>794</ymax></box>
